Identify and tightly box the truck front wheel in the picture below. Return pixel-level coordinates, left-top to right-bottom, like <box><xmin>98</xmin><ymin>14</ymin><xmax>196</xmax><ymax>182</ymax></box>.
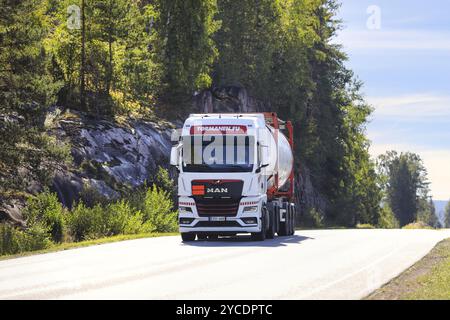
<box><xmin>181</xmin><ymin>233</ymin><xmax>196</xmax><ymax>242</ymax></box>
<box><xmin>251</xmin><ymin>208</ymin><xmax>267</xmax><ymax>241</ymax></box>
<box><xmin>265</xmin><ymin>207</ymin><xmax>275</xmax><ymax>239</ymax></box>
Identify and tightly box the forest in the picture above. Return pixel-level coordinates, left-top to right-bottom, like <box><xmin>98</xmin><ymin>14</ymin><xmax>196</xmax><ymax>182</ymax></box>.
<box><xmin>0</xmin><ymin>0</ymin><xmax>443</xmax><ymax>255</ymax></box>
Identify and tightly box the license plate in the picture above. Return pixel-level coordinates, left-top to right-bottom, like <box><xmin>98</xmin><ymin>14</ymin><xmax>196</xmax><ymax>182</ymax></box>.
<box><xmin>210</xmin><ymin>217</ymin><xmax>226</xmax><ymax>222</ymax></box>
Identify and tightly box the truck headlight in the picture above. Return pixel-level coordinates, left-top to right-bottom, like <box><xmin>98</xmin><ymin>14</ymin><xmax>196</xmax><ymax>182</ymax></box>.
<box><xmin>242</xmin><ymin>217</ymin><xmax>258</xmax><ymax>224</ymax></box>
<box><xmin>179</xmin><ymin>206</ymin><xmax>192</xmax><ymax>213</ymax></box>
<box><xmin>243</xmin><ymin>206</ymin><xmax>258</xmax><ymax>213</ymax></box>
<box><xmin>179</xmin><ymin>218</ymin><xmax>194</xmax><ymax>225</ymax></box>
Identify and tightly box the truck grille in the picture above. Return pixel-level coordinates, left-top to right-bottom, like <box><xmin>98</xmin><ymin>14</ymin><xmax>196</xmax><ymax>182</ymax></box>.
<box><xmin>195</xmin><ymin>198</ymin><xmax>240</xmax><ymax>217</ymax></box>
<box><xmin>195</xmin><ymin>221</ymin><xmax>241</xmax><ymax>228</ymax></box>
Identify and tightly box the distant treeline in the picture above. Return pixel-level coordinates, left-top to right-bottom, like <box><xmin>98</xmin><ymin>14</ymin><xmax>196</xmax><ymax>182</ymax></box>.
<box><xmin>0</xmin><ymin>0</ymin><xmax>442</xmax><ymax>228</ymax></box>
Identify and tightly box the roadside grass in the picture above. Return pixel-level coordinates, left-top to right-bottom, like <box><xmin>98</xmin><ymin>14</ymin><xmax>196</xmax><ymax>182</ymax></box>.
<box><xmin>402</xmin><ymin>222</ymin><xmax>435</xmax><ymax>230</ymax></box>
<box><xmin>366</xmin><ymin>238</ymin><xmax>450</xmax><ymax>300</ymax></box>
<box><xmin>0</xmin><ymin>232</ymin><xmax>178</xmax><ymax>261</ymax></box>
<box><xmin>356</xmin><ymin>224</ymin><xmax>376</xmax><ymax>229</ymax></box>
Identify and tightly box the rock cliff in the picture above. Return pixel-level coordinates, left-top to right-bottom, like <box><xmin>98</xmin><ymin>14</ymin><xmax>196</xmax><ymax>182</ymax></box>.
<box><xmin>1</xmin><ymin>86</ymin><xmax>328</xmax><ymax>225</ymax></box>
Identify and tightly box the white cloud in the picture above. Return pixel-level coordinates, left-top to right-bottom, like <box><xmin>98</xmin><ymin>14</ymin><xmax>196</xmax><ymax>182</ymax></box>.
<box><xmin>367</xmin><ymin>93</ymin><xmax>450</xmax><ymax>120</ymax></box>
<box><xmin>334</xmin><ymin>29</ymin><xmax>450</xmax><ymax>51</ymax></box>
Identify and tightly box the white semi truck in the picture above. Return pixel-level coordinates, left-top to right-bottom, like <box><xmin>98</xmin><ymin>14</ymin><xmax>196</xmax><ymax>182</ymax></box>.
<box><xmin>170</xmin><ymin>112</ymin><xmax>296</xmax><ymax>241</ymax></box>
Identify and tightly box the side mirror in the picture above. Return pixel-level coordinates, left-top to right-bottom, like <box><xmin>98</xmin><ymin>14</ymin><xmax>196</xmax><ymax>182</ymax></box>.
<box><xmin>260</xmin><ymin>145</ymin><xmax>270</xmax><ymax>167</ymax></box>
<box><xmin>170</xmin><ymin>145</ymin><xmax>180</xmax><ymax>167</ymax></box>
<box><xmin>255</xmin><ymin>163</ymin><xmax>269</xmax><ymax>174</ymax></box>
<box><xmin>256</xmin><ymin>145</ymin><xmax>270</xmax><ymax>173</ymax></box>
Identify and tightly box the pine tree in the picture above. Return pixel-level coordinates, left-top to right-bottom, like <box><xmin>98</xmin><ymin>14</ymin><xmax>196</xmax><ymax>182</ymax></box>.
<box><xmin>46</xmin><ymin>0</ymin><xmax>158</xmax><ymax>114</ymax></box>
<box><xmin>0</xmin><ymin>0</ymin><xmax>60</xmax><ymax>115</ymax></box>
<box><xmin>214</xmin><ymin>0</ymin><xmax>283</xmax><ymax>100</ymax></box>
<box><xmin>378</xmin><ymin>151</ymin><xmax>430</xmax><ymax>227</ymax></box>
<box><xmin>0</xmin><ymin>0</ymin><xmax>64</xmax><ymax>193</ymax></box>
<box><xmin>114</xmin><ymin>2</ymin><xmax>163</xmax><ymax>113</ymax></box>
<box><xmin>212</xmin><ymin>0</ymin><xmax>382</xmax><ymax>227</ymax></box>
<box><xmin>158</xmin><ymin>0</ymin><xmax>219</xmax><ymax>112</ymax></box>
<box><xmin>427</xmin><ymin>199</ymin><xmax>439</xmax><ymax>228</ymax></box>
<box><xmin>445</xmin><ymin>201</ymin><xmax>450</xmax><ymax>228</ymax></box>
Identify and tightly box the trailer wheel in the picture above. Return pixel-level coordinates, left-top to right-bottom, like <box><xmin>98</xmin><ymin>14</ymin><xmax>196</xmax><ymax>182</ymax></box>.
<box><xmin>289</xmin><ymin>203</ymin><xmax>296</xmax><ymax>235</ymax></box>
<box><xmin>265</xmin><ymin>206</ymin><xmax>275</xmax><ymax>239</ymax></box>
<box><xmin>278</xmin><ymin>202</ymin><xmax>289</xmax><ymax>236</ymax></box>
<box><xmin>251</xmin><ymin>208</ymin><xmax>267</xmax><ymax>241</ymax></box>
<box><xmin>181</xmin><ymin>233</ymin><xmax>196</xmax><ymax>242</ymax></box>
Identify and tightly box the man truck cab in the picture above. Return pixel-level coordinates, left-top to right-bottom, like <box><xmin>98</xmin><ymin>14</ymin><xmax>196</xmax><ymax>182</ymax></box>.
<box><xmin>170</xmin><ymin>113</ymin><xmax>296</xmax><ymax>242</ymax></box>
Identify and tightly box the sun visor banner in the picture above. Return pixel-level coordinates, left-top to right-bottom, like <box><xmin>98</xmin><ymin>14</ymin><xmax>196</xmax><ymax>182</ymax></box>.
<box><xmin>190</xmin><ymin>125</ymin><xmax>247</xmax><ymax>135</ymax></box>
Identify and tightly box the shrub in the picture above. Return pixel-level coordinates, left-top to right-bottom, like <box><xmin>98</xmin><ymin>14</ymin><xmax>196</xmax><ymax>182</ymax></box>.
<box><xmin>402</xmin><ymin>221</ymin><xmax>433</xmax><ymax>230</ymax></box>
<box><xmin>67</xmin><ymin>199</ymin><xmax>157</xmax><ymax>241</ymax></box>
<box><xmin>378</xmin><ymin>204</ymin><xmax>400</xmax><ymax>229</ymax></box>
<box><xmin>78</xmin><ymin>183</ymin><xmax>110</xmax><ymax>208</ymax></box>
<box><xmin>105</xmin><ymin>200</ymin><xmax>131</xmax><ymax>235</ymax></box>
<box><xmin>67</xmin><ymin>202</ymin><xmax>105</xmax><ymax>241</ymax></box>
<box><xmin>0</xmin><ymin>223</ymin><xmax>52</xmax><ymax>256</ymax></box>
<box><xmin>124</xmin><ymin>211</ymin><xmax>154</xmax><ymax>235</ymax></box>
<box><xmin>300</xmin><ymin>207</ymin><xmax>324</xmax><ymax>228</ymax></box>
<box><xmin>153</xmin><ymin>166</ymin><xmax>175</xmax><ymax>198</ymax></box>
<box><xmin>356</xmin><ymin>224</ymin><xmax>375</xmax><ymax>229</ymax></box>
<box><xmin>24</xmin><ymin>191</ymin><xmax>67</xmax><ymax>242</ymax></box>
<box><xmin>1</xmin><ymin>172</ymin><xmax>178</xmax><ymax>255</ymax></box>
<box><xmin>25</xmin><ymin>224</ymin><xmax>54</xmax><ymax>251</ymax></box>
<box><xmin>105</xmin><ymin>200</ymin><xmax>151</xmax><ymax>235</ymax></box>
<box><xmin>142</xmin><ymin>185</ymin><xmax>177</xmax><ymax>233</ymax></box>
<box><xmin>0</xmin><ymin>224</ymin><xmax>21</xmax><ymax>255</ymax></box>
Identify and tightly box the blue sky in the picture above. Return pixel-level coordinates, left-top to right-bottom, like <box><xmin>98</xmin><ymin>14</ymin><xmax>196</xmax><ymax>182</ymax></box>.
<box><xmin>334</xmin><ymin>0</ymin><xmax>450</xmax><ymax>200</ymax></box>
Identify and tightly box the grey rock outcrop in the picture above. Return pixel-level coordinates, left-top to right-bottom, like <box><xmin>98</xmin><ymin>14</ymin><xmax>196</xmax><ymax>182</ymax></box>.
<box><xmin>49</xmin><ymin>113</ymin><xmax>174</xmax><ymax>208</ymax></box>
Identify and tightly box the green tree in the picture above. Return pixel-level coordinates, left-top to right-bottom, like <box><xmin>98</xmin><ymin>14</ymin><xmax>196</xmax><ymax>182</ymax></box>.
<box><xmin>46</xmin><ymin>0</ymin><xmax>161</xmax><ymax>115</ymax></box>
<box><xmin>44</xmin><ymin>0</ymin><xmax>84</xmax><ymax>109</ymax></box>
<box><xmin>25</xmin><ymin>191</ymin><xmax>67</xmax><ymax>242</ymax></box>
<box><xmin>214</xmin><ymin>0</ymin><xmax>284</xmax><ymax>100</ymax></box>
<box><xmin>142</xmin><ymin>185</ymin><xmax>177</xmax><ymax>233</ymax></box>
<box><xmin>158</xmin><ymin>0</ymin><xmax>219</xmax><ymax>112</ymax></box>
<box><xmin>113</xmin><ymin>2</ymin><xmax>163</xmax><ymax>114</ymax></box>
<box><xmin>0</xmin><ymin>0</ymin><xmax>66</xmax><ymax>194</ymax></box>
<box><xmin>0</xmin><ymin>0</ymin><xmax>60</xmax><ymax>115</ymax></box>
<box><xmin>378</xmin><ymin>151</ymin><xmax>430</xmax><ymax>227</ymax></box>
<box><xmin>378</xmin><ymin>203</ymin><xmax>399</xmax><ymax>229</ymax></box>
<box><xmin>212</xmin><ymin>0</ymin><xmax>382</xmax><ymax>226</ymax></box>
<box><xmin>445</xmin><ymin>201</ymin><xmax>450</xmax><ymax>228</ymax></box>
<box><xmin>417</xmin><ymin>198</ymin><xmax>440</xmax><ymax>228</ymax></box>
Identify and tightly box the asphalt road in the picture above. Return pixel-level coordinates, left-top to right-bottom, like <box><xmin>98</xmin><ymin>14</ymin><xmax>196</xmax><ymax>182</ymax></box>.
<box><xmin>0</xmin><ymin>229</ymin><xmax>449</xmax><ymax>300</ymax></box>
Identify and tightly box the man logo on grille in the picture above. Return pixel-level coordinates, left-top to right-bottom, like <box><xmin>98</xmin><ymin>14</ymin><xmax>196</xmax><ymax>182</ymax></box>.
<box><xmin>207</xmin><ymin>188</ymin><xmax>228</xmax><ymax>193</ymax></box>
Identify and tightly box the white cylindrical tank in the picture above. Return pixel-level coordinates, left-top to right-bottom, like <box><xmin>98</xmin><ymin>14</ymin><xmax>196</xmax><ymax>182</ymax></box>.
<box><xmin>262</xmin><ymin>126</ymin><xmax>294</xmax><ymax>189</ymax></box>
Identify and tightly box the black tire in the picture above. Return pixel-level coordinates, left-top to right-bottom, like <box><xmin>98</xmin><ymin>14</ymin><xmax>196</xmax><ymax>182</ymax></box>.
<box><xmin>289</xmin><ymin>204</ymin><xmax>296</xmax><ymax>235</ymax></box>
<box><xmin>278</xmin><ymin>203</ymin><xmax>289</xmax><ymax>236</ymax></box>
<box><xmin>181</xmin><ymin>233</ymin><xmax>196</xmax><ymax>242</ymax></box>
<box><xmin>265</xmin><ymin>206</ymin><xmax>275</xmax><ymax>239</ymax></box>
<box><xmin>251</xmin><ymin>209</ymin><xmax>266</xmax><ymax>241</ymax></box>
<box><xmin>267</xmin><ymin>202</ymin><xmax>279</xmax><ymax>235</ymax></box>
<box><xmin>197</xmin><ymin>234</ymin><xmax>208</xmax><ymax>241</ymax></box>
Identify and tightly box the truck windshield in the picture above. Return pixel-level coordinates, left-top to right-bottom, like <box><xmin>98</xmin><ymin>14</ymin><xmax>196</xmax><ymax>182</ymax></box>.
<box><xmin>182</xmin><ymin>135</ymin><xmax>255</xmax><ymax>173</ymax></box>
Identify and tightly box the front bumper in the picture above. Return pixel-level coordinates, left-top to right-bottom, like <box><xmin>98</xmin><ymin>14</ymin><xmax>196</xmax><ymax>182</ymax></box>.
<box><xmin>178</xmin><ymin>196</ymin><xmax>264</xmax><ymax>234</ymax></box>
<box><xmin>180</xmin><ymin>220</ymin><xmax>261</xmax><ymax>234</ymax></box>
